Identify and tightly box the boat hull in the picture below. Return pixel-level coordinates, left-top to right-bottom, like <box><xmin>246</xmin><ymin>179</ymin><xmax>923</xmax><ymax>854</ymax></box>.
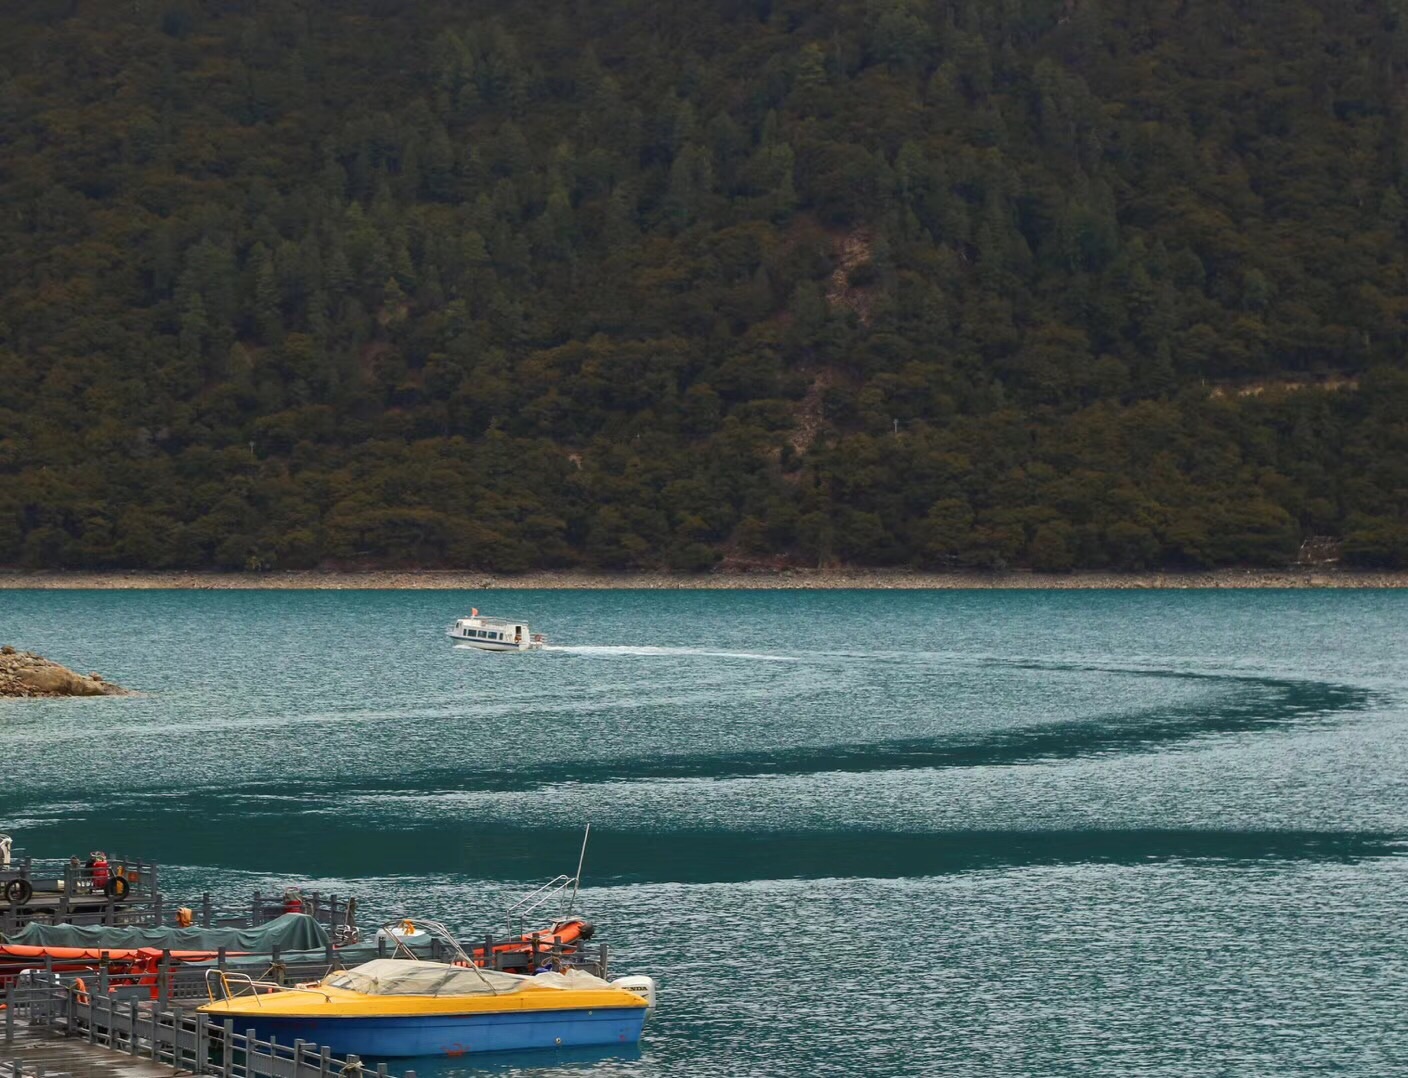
<box><xmin>232</xmin><ymin>1007</ymin><xmax>646</xmax><ymax>1057</ymax></box>
<box><xmin>446</xmin><ymin>634</ymin><xmax>543</xmax><ymax>651</ymax></box>
<box><xmin>448</xmin><ymin>639</ymin><xmax>524</xmax><ymax>651</ymax></box>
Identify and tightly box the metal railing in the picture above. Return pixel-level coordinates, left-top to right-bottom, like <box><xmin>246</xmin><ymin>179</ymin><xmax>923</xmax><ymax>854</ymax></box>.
<box><xmin>248</xmin><ymin>894</ymin><xmax>355</xmax><ymax>936</ymax></box>
<box><xmin>503</xmin><ymin>826</ymin><xmax>590</xmax><ymax>936</ymax></box>
<box><xmin>2</xmin><ymin>884</ymin><xmax>355</xmax><ymax>939</ymax></box>
<box><xmin>0</xmin><ymin>857</ymin><xmax>160</xmax><ymax>935</ymax></box>
<box><xmin>1</xmin><ymin>1062</ymin><xmax>73</xmax><ymax>1078</ymax></box>
<box><xmin>3</xmin><ymin>979</ymin><xmax>415</xmax><ymax>1078</ymax></box>
<box><xmin>504</xmin><ymin>878</ymin><xmax>580</xmax><ymax>934</ymax></box>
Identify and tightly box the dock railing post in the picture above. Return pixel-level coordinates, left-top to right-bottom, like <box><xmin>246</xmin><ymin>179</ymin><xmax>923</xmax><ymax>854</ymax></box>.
<box><xmin>222</xmin><ymin>1020</ymin><xmax>235</xmax><ymax>1078</ymax></box>
<box><xmin>4</xmin><ymin>980</ymin><xmax>14</xmax><ymax>1042</ymax></box>
<box><xmin>218</xmin><ymin>947</ymin><xmax>227</xmax><ymax>972</ymax></box>
<box><xmin>158</xmin><ymin>952</ymin><xmax>171</xmax><ymax>1010</ymax></box>
<box><xmin>252</xmin><ymin>892</ymin><xmax>261</xmax><ymax>926</ymax></box>
<box><xmin>203</xmin><ymin>893</ymin><xmax>213</xmax><ymax>928</ymax></box>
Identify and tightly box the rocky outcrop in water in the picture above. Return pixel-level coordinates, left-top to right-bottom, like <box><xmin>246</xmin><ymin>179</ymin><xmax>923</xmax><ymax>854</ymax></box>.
<box><xmin>0</xmin><ymin>647</ymin><xmax>130</xmax><ymax>697</ymax></box>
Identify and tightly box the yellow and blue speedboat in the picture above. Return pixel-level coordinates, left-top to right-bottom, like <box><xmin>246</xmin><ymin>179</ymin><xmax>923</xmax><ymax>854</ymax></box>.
<box><xmin>199</xmin><ymin>959</ymin><xmax>652</xmax><ymax>1057</ymax></box>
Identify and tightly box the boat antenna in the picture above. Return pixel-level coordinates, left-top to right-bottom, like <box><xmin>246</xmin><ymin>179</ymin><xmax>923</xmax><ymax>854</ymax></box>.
<box><xmin>567</xmin><ymin>823</ymin><xmax>590</xmax><ymax>917</ymax></box>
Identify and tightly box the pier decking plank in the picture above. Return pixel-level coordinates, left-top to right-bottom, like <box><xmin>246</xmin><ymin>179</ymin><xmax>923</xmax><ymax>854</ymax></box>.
<box><xmin>3</xmin><ymin>1024</ymin><xmax>182</xmax><ymax>1078</ymax></box>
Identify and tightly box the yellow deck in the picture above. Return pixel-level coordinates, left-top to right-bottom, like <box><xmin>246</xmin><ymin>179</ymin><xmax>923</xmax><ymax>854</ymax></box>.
<box><xmin>199</xmin><ymin>983</ymin><xmax>648</xmax><ymax>1019</ymax></box>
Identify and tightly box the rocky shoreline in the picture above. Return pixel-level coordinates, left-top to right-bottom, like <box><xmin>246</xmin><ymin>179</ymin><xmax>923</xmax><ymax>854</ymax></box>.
<box><xmin>1</xmin><ymin>568</ymin><xmax>1405</xmax><ymax>590</ymax></box>
<box><xmin>0</xmin><ymin>647</ymin><xmax>130</xmax><ymax>698</ymax></box>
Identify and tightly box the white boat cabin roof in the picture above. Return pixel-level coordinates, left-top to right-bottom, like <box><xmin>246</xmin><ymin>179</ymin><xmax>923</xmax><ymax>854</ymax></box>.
<box><xmin>454</xmin><ymin>614</ymin><xmax>526</xmax><ymax>628</ymax></box>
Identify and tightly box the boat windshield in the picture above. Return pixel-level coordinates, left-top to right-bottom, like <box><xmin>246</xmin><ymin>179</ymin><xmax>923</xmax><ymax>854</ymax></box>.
<box><xmin>325</xmin><ymin>959</ymin><xmax>528</xmax><ymax>997</ymax></box>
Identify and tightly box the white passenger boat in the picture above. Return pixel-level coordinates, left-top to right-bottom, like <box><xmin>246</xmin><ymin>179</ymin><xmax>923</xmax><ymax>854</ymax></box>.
<box><xmin>448</xmin><ymin>610</ymin><xmax>546</xmax><ymax>651</ymax></box>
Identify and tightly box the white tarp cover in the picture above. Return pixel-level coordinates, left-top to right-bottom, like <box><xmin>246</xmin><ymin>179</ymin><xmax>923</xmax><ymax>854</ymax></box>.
<box><xmin>325</xmin><ymin>960</ymin><xmax>529</xmax><ymax>997</ymax></box>
<box><xmin>525</xmin><ymin>969</ymin><xmax>611</xmax><ymax>989</ymax></box>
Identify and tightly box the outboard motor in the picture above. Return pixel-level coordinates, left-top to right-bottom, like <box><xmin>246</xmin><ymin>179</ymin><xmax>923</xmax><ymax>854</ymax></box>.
<box><xmin>611</xmin><ymin>975</ymin><xmax>657</xmax><ymax>1010</ymax></box>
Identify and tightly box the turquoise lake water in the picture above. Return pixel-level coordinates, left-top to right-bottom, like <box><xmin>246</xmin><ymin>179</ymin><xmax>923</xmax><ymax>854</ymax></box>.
<box><xmin>2</xmin><ymin>589</ymin><xmax>1406</xmax><ymax>1075</ymax></box>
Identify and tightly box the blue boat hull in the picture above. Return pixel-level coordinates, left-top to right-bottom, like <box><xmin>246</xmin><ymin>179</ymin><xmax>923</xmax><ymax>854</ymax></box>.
<box><xmin>234</xmin><ymin>1008</ymin><xmax>647</xmax><ymax>1058</ymax></box>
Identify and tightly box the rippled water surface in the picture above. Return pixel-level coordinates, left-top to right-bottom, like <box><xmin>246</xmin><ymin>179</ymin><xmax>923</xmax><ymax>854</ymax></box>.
<box><xmin>3</xmin><ymin>589</ymin><xmax>1406</xmax><ymax>1075</ymax></box>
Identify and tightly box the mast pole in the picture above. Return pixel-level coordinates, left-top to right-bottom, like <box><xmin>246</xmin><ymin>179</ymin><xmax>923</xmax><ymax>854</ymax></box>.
<box><xmin>568</xmin><ymin>823</ymin><xmax>590</xmax><ymax>916</ymax></box>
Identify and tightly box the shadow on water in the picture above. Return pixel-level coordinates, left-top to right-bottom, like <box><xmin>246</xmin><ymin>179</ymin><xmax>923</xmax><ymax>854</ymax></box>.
<box><xmin>22</xmin><ymin>816</ymin><xmax>1406</xmax><ymax>882</ymax></box>
<box><xmin>371</xmin><ymin>1044</ymin><xmax>642</xmax><ymax>1076</ymax></box>
<box><xmin>13</xmin><ymin>660</ymin><xmax>1393</xmax><ymax>883</ymax></box>
<box><xmin>240</xmin><ymin>673</ymin><xmax>1374</xmax><ymax>794</ymax></box>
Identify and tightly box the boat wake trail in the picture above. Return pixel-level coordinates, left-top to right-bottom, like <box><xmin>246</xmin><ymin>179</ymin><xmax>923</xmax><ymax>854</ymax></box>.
<box><xmin>543</xmin><ymin>644</ymin><xmax>803</xmax><ymax>662</ymax></box>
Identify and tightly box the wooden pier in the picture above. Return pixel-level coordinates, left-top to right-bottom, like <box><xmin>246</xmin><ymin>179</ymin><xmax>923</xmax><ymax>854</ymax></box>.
<box><xmin>4</xmin><ymin>980</ymin><xmax>413</xmax><ymax>1078</ymax></box>
<box><xmin>3</xmin><ymin>1020</ymin><xmax>176</xmax><ymax>1078</ymax></box>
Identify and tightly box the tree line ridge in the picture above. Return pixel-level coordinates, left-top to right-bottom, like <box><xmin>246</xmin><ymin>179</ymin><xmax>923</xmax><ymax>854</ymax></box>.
<box><xmin>1</xmin><ymin>0</ymin><xmax>1406</xmax><ymax>571</ymax></box>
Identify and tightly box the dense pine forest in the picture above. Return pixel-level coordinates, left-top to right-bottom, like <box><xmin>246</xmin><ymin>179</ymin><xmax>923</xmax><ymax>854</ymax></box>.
<box><xmin>2</xmin><ymin>0</ymin><xmax>1408</xmax><ymax>572</ymax></box>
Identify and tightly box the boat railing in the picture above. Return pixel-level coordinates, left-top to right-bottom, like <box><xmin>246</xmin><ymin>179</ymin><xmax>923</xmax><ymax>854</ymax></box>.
<box><xmin>204</xmin><ymin>969</ymin><xmax>333</xmax><ymax>1005</ymax></box>
<box><xmin>504</xmin><ymin>875</ymin><xmax>576</xmax><ymax>936</ymax></box>
<box><xmin>373</xmin><ymin>920</ymin><xmax>520</xmax><ymax>995</ymax></box>
<box><xmin>376</xmin><ymin>919</ymin><xmax>474</xmax><ymax>966</ymax></box>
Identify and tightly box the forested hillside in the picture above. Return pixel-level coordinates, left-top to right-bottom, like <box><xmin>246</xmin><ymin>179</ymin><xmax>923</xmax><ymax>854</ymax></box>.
<box><xmin>3</xmin><ymin>0</ymin><xmax>1408</xmax><ymax>571</ymax></box>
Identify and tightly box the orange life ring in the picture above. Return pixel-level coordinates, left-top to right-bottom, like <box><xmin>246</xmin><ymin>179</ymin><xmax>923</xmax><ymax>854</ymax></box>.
<box><xmin>72</xmin><ymin>978</ymin><xmax>90</xmax><ymax>1004</ymax></box>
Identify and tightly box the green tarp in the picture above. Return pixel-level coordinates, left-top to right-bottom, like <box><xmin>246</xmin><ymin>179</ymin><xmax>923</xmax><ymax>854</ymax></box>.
<box><xmin>2</xmin><ymin>912</ymin><xmax>330</xmax><ymax>952</ymax></box>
